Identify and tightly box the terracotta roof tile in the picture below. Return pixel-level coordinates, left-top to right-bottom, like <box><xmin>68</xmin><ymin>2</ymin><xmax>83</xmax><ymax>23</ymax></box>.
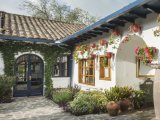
<box><xmin>0</xmin><ymin>11</ymin><xmax>85</xmax><ymax>41</ymax></box>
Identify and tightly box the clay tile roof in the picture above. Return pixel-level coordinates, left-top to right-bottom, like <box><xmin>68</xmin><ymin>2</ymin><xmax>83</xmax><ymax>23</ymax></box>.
<box><xmin>0</xmin><ymin>11</ymin><xmax>85</xmax><ymax>41</ymax></box>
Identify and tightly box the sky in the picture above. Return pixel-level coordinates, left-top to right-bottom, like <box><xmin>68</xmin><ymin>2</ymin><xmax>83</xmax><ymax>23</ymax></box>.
<box><xmin>0</xmin><ymin>0</ymin><xmax>136</xmax><ymax>19</ymax></box>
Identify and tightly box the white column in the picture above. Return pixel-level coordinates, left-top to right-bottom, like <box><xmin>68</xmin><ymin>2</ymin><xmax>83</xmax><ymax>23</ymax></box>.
<box><xmin>154</xmin><ymin>69</ymin><xmax>160</xmax><ymax>120</ymax></box>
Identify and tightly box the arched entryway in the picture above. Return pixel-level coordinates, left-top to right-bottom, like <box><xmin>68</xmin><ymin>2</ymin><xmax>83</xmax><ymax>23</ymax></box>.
<box><xmin>116</xmin><ymin>35</ymin><xmax>148</xmax><ymax>90</ymax></box>
<box><xmin>13</xmin><ymin>54</ymin><xmax>44</xmax><ymax>97</ymax></box>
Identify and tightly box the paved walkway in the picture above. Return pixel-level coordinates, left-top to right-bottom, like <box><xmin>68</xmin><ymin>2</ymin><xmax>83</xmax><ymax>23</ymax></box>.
<box><xmin>0</xmin><ymin>97</ymin><xmax>155</xmax><ymax>120</ymax></box>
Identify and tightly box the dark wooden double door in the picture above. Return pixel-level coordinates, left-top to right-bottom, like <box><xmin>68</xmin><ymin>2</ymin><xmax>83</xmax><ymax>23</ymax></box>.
<box><xmin>14</xmin><ymin>54</ymin><xmax>44</xmax><ymax>97</ymax></box>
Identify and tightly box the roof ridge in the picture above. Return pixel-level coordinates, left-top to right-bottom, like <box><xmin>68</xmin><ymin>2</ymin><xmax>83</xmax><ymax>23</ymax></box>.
<box><xmin>0</xmin><ymin>11</ymin><xmax>85</xmax><ymax>26</ymax></box>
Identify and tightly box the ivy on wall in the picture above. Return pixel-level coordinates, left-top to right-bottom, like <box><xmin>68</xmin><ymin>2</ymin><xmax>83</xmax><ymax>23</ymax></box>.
<box><xmin>0</xmin><ymin>41</ymin><xmax>68</xmax><ymax>97</ymax></box>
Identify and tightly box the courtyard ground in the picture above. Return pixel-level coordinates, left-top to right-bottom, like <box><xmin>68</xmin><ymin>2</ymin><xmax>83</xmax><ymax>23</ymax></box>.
<box><xmin>0</xmin><ymin>97</ymin><xmax>155</xmax><ymax>120</ymax></box>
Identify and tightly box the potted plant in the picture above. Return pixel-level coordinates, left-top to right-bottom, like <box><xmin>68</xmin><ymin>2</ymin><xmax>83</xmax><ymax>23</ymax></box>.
<box><xmin>90</xmin><ymin>43</ymin><xmax>96</xmax><ymax>48</ymax></box>
<box><xmin>74</xmin><ymin>44</ymin><xmax>89</xmax><ymax>63</ymax></box>
<box><xmin>99</xmin><ymin>39</ymin><xmax>108</xmax><ymax>46</ymax></box>
<box><xmin>134</xmin><ymin>46</ymin><xmax>157</xmax><ymax>64</ymax></box>
<box><xmin>129</xmin><ymin>23</ymin><xmax>141</xmax><ymax>33</ymax></box>
<box><xmin>106</xmin><ymin>101</ymin><xmax>120</xmax><ymax>116</ymax></box>
<box><xmin>109</xmin><ymin>29</ymin><xmax>120</xmax><ymax>45</ymax></box>
<box><xmin>90</xmin><ymin>54</ymin><xmax>96</xmax><ymax>59</ymax></box>
<box><xmin>102</xmin><ymin>57</ymin><xmax>108</xmax><ymax>67</ymax></box>
<box><xmin>112</xmin><ymin>29</ymin><xmax>121</xmax><ymax>36</ymax></box>
<box><xmin>122</xmin><ymin>35</ymin><xmax>131</xmax><ymax>43</ymax></box>
<box><xmin>106</xmin><ymin>52</ymin><xmax>112</xmax><ymax>59</ymax></box>
<box><xmin>118</xmin><ymin>98</ymin><xmax>131</xmax><ymax>112</ymax></box>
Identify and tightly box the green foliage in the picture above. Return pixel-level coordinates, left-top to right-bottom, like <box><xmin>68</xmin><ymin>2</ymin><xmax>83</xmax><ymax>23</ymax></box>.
<box><xmin>89</xmin><ymin>91</ymin><xmax>108</xmax><ymax>112</ymax></box>
<box><xmin>105</xmin><ymin>86</ymin><xmax>145</xmax><ymax>109</ymax></box>
<box><xmin>22</xmin><ymin>0</ymin><xmax>98</xmax><ymax>25</ymax></box>
<box><xmin>69</xmin><ymin>90</ymin><xmax>108</xmax><ymax>115</ymax></box>
<box><xmin>69</xmin><ymin>85</ymin><xmax>81</xmax><ymax>99</ymax></box>
<box><xmin>105</xmin><ymin>86</ymin><xmax>133</xmax><ymax>102</ymax></box>
<box><xmin>0</xmin><ymin>41</ymin><xmax>66</xmax><ymax>97</ymax></box>
<box><xmin>69</xmin><ymin>93</ymin><xmax>95</xmax><ymax>116</ymax></box>
<box><xmin>0</xmin><ymin>75</ymin><xmax>15</xmax><ymax>103</ymax></box>
<box><xmin>52</xmin><ymin>89</ymin><xmax>72</xmax><ymax>106</ymax></box>
<box><xmin>132</xmin><ymin>90</ymin><xmax>145</xmax><ymax>109</ymax></box>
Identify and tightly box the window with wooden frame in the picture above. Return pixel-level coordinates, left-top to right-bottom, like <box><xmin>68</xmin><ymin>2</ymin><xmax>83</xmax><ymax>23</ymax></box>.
<box><xmin>79</xmin><ymin>59</ymin><xmax>95</xmax><ymax>85</ymax></box>
<box><xmin>99</xmin><ymin>56</ymin><xmax>111</xmax><ymax>80</ymax></box>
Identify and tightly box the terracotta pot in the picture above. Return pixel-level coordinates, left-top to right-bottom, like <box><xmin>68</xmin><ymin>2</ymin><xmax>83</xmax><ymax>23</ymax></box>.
<box><xmin>131</xmin><ymin>24</ymin><xmax>141</xmax><ymax>33</ymax></box>
<box><xmin>90</xmin><ymin>43</ymin><xmax>96</xmax><ymax>48</ymax></box>
<box><xmin>107</xmin><ymin>101</ymin><xmax>119</xmax><ymax>116</ymax></box>
<box><xmin>91</xmin><ymin>54</ymin><xmax>96</xmax><ymax>59</ymax></box>
<box><xmin>122</xmin><ymin>36</ymin><xmax>129</xmax><ymax>43</ymax></box>
<box><xmin>106</xmin><ymin>52</ymin><xmax>112</xmax><ymax>58</ymax></box>
<box><xmin>100</xmin><ymin>40</ymin><xmax>107</xmax><ymax>46</ymax></box>
<box><xmin>118</xmin><ymin>99</ymin><xmax>130</xmax><ymax>112</ymax></box>
<box><xmin>112</xmin><ymin>29</ymin><xmax>120</xmax><ymax>36</ymax></box>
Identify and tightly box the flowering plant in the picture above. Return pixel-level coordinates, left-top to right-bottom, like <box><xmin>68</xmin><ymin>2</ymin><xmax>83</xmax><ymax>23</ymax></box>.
<box><xmin>109</xmin><ymin>29</ymin><xmax>121</xmax><ymax>45</ymax></box>
<box><xmin>134</xmin><ymin>47</ymin><xmax>157</xmax><ymax>64</ymax></box>
<box><xmin>129</xmin><ymin>23</ymin><xmax>141</xmax><ymax>33</ymax></box>
<box><xmin>74</xmin><ymin>44</ymin><xmax>89</xmax><ymax>63</ymax></box>
<box><xmin>122</xmin><ymin>35</ymin><xmax>132</xmax><ymax>43</ymax></box>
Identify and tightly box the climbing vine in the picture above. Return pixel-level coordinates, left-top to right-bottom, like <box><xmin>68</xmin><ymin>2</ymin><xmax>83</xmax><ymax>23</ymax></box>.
<box><xmin>0</xmin><ymin>41</ymin><xmax>68</xmax><ymax>97</ymax></box>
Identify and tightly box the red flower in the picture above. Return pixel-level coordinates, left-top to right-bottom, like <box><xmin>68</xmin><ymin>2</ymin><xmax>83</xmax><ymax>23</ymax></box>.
<box><xmin>134</xmin><ymin>47</ymin><xmax>139</xmax><ymax>54</ymax></box>
<box><xmin>144</xmin><ymin>47</ymin><xmax>149</xmax><ymax>53</ymax></box>
<box><xmin>79</xmin><ymin>51</ymin><xmax>83</xmax><ymax>55</ymax></box>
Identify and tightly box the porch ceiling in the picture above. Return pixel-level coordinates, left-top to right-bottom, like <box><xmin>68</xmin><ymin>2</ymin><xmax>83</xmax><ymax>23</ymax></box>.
<box><xmin>60</xmin><ymin>0</ymin><xmax>160</xmax><ymax>46</ymax></box>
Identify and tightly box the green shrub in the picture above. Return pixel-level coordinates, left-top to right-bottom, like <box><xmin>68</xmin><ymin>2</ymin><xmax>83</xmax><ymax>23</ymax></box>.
<box><xmin>69</xmin><ymin>93</ymin><xmax>96</xmax><ymax>116</ymax></box>
<box><xmin>131</xmin><ymin>90</ymin><xmax>145</xmax><ymax>109</ymax></box>
<box><xmin>89</xmin><ymin>91</ymin><xmax>108</xmax><ymax>112</ymax></box>
<box><xmin>68</xmin><ymin>90</ymin><xmax>108</xmax><ymax>115</ymax></box>
<box><xmin>0</xmin><ymin>75</ymin><xmax>15</xmax><ymax>103</ymax></box>
<box><xmin>105</xmin><ymin>86</ymin><xmax>133</xmax><ymax>102</ymax></box>
<box><xmin>69</xmin><ymin>85</ymin><xmax>81</xmax><ymax>99</ymax></box>
<box><xmin>52</xmin><ymin>89</ymin><xmax>72</xmax><ymax>106</ymax></box>
<box><xmin>105</xmin><ymin>86</ymin><xmax>145</xmax><ymax>109</ymax></box>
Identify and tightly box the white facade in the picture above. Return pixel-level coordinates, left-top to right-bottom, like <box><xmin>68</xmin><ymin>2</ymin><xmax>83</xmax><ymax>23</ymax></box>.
<box><xmin>71</xmin><ymin>13</ymin><xmax>160</xmax><ymax>90</ymax></box>
<box><xmin>52</xmin><ymin>77</ymin><xmax>70</xmax><ymax>88</ymax></box>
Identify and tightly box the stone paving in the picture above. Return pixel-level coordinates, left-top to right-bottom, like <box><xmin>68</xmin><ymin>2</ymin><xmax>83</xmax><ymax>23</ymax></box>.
<box><xmin>0</xmin><ymin>97</ymin><xmax>155</xmax><ymax>120</ymax></box>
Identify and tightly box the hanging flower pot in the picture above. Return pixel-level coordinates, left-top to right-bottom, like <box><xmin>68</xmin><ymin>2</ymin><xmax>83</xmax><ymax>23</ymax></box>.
<box><xmin>100</xmin><ymin>39</ymin><xmax>107</xmax><ymax>46</ymax></box>
<box><xmin>90</xmin><ymin>54</ymin><xmax>96</xmax><ymax>59</ymax></box>
<box><xmin>90</xmin><ymin>43</ymin><xmax>96</xmax><ymax>48</ymax></box>
<box><xmin>122</xmin><ymin>36</ymin><xmax>130</xmax><ymax>43</ymax></box>
<box><xmin>112</xmin><ymin>29</ymin><xmax>121</xmax><ymax>36</ymax></box>
<box><xmin>134</xmin><ymin>46</ymin><xmax>157</xmax><ymax>64</ymax></box>
<box><xmin>130</xmin><ymin>23</ymin><xmax>141</xmax><ymax>33</ymax></box>
<box><xmin>106</xmin><ymin>52</ymin><xmax>113</xmax><ymax>58</ymax></box>
<box><xmin>79</xmin><ymin>51</ymin><xmax>83</xmax><ymax>55</ymax></box>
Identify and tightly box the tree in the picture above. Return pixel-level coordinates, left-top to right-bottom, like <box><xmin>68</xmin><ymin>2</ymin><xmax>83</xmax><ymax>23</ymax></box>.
<box><xmin>22</xmin><ymin>0</ymin><xmax>98</xmax><ymax>25</ymax></box>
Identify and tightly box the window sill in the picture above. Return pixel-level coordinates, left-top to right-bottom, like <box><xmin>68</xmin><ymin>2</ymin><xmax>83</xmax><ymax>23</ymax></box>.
<box><xmin>78</xmin><ymin>82</ymin><xmax>95</xmax><ymax>86</ymax></box>
<box><xmin>99</xmin><ymin>78</ymin><xmax>111</xmax><ymax>81</ymax></box>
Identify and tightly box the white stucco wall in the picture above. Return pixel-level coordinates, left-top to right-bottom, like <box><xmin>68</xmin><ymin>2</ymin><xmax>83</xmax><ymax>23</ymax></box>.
<box><xmin>0</xmin><ymin>52</ymin><xmax>4</xmax><ymax>75</ymax></box>
<box><xmin>72</xmin><ymin>12</ymin><xmax>159</xmax><ymax>90</ymax></box>
<box><xmin>52</xmin><ymin>77</ymin><xmax>70</xmax><ymax>88</ymax></box>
